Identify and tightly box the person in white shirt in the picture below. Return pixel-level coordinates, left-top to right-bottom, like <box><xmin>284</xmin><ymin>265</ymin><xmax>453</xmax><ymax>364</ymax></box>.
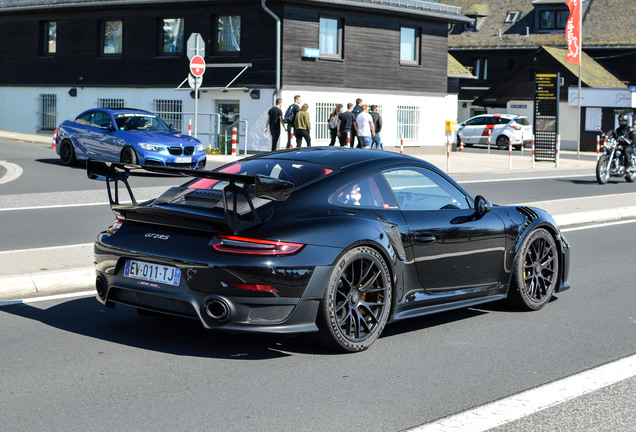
<box><xmin>354</xmin><ymin>104</ymin><xmax>375</xmax><ymax>149</ymax></box>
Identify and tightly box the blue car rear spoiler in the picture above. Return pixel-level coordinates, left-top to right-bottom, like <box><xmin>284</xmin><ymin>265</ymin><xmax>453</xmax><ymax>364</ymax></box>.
<box><xmin>86</xmin><ymin>160</ymin><xmax>294</xmax><ymax>233</ymax></box>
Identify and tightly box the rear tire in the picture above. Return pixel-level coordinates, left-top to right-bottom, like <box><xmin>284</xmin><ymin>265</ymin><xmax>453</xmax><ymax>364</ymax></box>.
<box><xmin>59</xmin><ymin>140</ymin><xmax>76</xmax><ymax>166</ymax></box>
<box><xmin>508</xmin><ymin>228</ymin><xmax>559</xmax><ymax>311</ymax></box>
<box><xmin>596</xmin><ymin>155</ymin><xmax>610</xmax><ymax>184</ymax></box>
<box><xmin>496</xmin><ymin>135</ymin><xmax>509</xmax><ymax>150</ymax></box>
<box><xmin>121</xmin><ymin>147</ymin><xmax>138</xmax><ymax>165</ymax></box>
<box><xmin>316</xmin><ymin>246</ymin><xmax>392</xmax><ymax>352</ymax></box>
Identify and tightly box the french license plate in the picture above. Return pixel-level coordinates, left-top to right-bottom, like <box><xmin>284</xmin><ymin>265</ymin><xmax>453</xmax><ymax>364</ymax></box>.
<box><xmin>124</xmin><ymin>259</ymin><xmax>182</xmax><ymax>286</ymax></box>
<box><xmin>175</xmin><ymin>156</ymin><xmax>192</xmax><ymax>163</ymax></box>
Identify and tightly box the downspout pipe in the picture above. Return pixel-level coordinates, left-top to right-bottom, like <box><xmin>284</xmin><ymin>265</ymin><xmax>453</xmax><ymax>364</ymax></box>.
<box><xmin>261</xmin><ymin>0</ymin><xmax>281</xmax><ymax>101</ymax></box>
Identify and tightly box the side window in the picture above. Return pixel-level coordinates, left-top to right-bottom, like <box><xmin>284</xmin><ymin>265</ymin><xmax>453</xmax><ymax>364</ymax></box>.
<box><xmin>465</xmin><ymin>117</ymin><xmax>484</xmax><ymax>126</ymax></box>
<box><xmin>75</xmin><ymin>111</ymin><xmax>94</xmax><ymax>126</ymax></box>
<box><xmin>331</xmin><ymin>173</ymin><xmax>398</xmax><ymax>209</ymax></box>
<box><xmin>92</xmin><ymin>111</ymin><xmax>112</xmax><ymax>128</ymax></box>
<box><xmin>382</xmin><ymin>167</ymin><xmax>470</xmax><ymax>211</ymax></box>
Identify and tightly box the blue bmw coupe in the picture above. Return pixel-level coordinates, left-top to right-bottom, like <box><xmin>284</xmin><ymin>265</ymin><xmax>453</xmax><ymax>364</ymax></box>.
<box><xmin>55</xmin><ymin>107</ymin><xmax>207</xmax><ymax>169</ymax></box>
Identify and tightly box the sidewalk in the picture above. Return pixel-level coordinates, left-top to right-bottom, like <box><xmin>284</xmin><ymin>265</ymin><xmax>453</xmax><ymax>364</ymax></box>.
<box><xmin>0</xmin><ymin>129</ymin><xmax>628</xmax><ymax>300</ymax></box>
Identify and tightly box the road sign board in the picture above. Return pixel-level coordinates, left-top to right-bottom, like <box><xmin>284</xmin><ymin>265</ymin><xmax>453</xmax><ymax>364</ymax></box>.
<box><xmin>188</xmin><ymin>74</ymin><xmax>202</xmax><ymax>90</ymax></box>
<box><xmin>190</xmin><ymin>55</ymin><xmax>206</xmax><ymax>77</ymax></box>
<box><xmin>187</xmin><ymin>33</ymin><xmax>205</xmax><ymax>60</ymax></box>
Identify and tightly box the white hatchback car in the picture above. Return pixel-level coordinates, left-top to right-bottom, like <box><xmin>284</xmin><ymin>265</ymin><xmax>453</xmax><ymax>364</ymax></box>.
<box><xmin>457</xmin><ymin>114</ymin><xmax>533</xmax><ymax>150</ymax></box>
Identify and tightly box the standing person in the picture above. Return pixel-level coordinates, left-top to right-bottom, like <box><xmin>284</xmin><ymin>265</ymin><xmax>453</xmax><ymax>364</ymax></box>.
<box><xmin>351</xmin><ymin>98</ymin><xmax>363</xmax><ymax>148</ymax></box>
<box><xmin>328</xmin><ymin>103</ymin><xmax>343</xmax><ymax>146</ymax></box>
<box><xmin>294</xmin><ymin>103</ymin><xmax>311</xmax><ymax>147</ymax></box>
<box><xmin>354</xmin><ymin>104</ymin><xmax>375</xmax><ymax>149</ymax></box>
<box><xmin>263</xmin><ymin>97</ymin><xmax>285</xmax><ymax>152</ymax></box>
<box><xmin>337</xmin><ymin>103</ymin><xmax>356</xmax><ymax>147</ymax></box>
<box><xmin>369</xmin><ymin>105</ymin><xmax>383</xmax><ymax>150</ymax></box>
<box><xmin>284</xmin><ymin>95</ymin><xmax>301</xmax><ymax>148</ymax></box>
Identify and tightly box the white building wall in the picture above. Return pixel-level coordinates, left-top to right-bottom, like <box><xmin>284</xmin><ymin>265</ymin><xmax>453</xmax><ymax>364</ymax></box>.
<box><xmin>0</xmin><ymin>86</ymin><xmax>454</xmax><ymax>152</ymax></box>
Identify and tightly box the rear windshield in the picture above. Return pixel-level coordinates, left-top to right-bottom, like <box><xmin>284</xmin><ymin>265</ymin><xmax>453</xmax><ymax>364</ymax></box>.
<box><xmin>515</xmin><ymin>117</ymin><xmax>530</xmax><ymax>126</ymax></box>
<box><xmin>188</xmin><ymin>159</ymin><xmax>334</xmax><ymax>190</ymax></box>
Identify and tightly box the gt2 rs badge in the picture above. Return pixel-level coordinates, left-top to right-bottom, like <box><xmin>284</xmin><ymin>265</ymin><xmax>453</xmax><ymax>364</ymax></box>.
<box><xmin>145</xmin><ymin>233</ymin><xmax>170</xmax><ymax>240</ymax></box>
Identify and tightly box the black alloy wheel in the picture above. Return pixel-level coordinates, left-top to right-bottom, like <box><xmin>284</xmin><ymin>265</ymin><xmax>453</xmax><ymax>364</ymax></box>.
<box><xmin>121</xmin><ymin>147</ymin><xmax>138</xmax><ymax>164</ymax></box>
<box><xmin>496</xmin><ymin>135</ymin><xmax>510</xmax><ymax>150</ymax></box>
<box><xmin>59</xmin><ymin>140</ymin><xmax>76</xmax><ymax>166</ymax></box>
<box><xmin>317</xmin><ymin>246</ymin><xmax>392</xmax><ymax>352</ymax></box>
<box><xmin>508</xmin><ymin>228</ymin><xmax>559</xmax><ymax>311</ymax></box>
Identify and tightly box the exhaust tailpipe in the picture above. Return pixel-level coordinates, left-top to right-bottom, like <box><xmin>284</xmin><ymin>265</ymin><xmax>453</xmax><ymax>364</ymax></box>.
<box><xmin>204</xmin><ymin>298</ymin><xmax>230</xmax><ymax>322</ymax></box>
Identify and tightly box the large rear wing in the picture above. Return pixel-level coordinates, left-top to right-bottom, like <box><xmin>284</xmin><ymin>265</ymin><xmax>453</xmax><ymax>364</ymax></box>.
<box><xmin>86</xmin><ymin>160</ymin><xmax>294</xmax><ymax>233</ymax></box>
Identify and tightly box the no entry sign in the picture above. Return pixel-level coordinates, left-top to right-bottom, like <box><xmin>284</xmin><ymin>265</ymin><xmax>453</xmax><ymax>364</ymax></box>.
<box><xmin>189</xmin><ymin>55</ymin><xmax>206</xmax><ymax>77</ymax></box>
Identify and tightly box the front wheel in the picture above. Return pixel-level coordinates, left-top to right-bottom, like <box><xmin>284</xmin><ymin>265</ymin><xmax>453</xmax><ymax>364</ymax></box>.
<box><xmin>596</xmin><ymin>155</ymin><xmax>610</xmax><ymax>184</ymax></box>
<box><xmin>316</xmin><ymin>246</ymin><xmax>392</xmax><ymax>352</ymax></box>
<box><xmin>508</xmin><ymin>228</ymin><xmax>559</xmax><ymax>311</ymax></box>
<box><xmin>120</xmin><ymin>147</ymin><xmax>138</xmax><ymax>165</ymax></box>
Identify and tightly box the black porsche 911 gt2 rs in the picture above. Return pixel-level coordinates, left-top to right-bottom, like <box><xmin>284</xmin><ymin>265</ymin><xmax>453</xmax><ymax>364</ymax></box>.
<box><xmin>88</xmin><ymin>147</ymin><xmax>570</xmax><ymax>352</ymax></box>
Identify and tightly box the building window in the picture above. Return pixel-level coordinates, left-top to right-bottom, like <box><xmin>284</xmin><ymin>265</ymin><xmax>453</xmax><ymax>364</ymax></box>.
<box><xmin>537</xmin><ymin>9</ymin><xmax>569</xmax><ymax>31</ymax></box>
<box><xmin>319</xmin><ymin>17</ymin><xmax>342</xmax><ymax>58</ymax></box>
<box><xmin>315</xmin><ymin>102</ymin><xmax>337</xmax><ymax>142</ymax></box>
<box><xmin>504</xmin><ymin>11</ymin><xmax>520</xmax><ymax>24</ymax></box>
<box><xmin>101</xmin><ymin>20</ymin><xmax>123</xmax><ymax>55</ymax></box>
<box><xmin>41</xmin><ymin>21</ymin><xmax>57</xmax><ymax>56</ymax></box>
<box><xmin>38</xmin><ymin>94</ymin><xmax>57</xmax><ymax>131</ymax></box>
<box><xmin>216</xmin><ymin>15</ymin><xmax>241</xmax><ymax>53</ymax></box>
<box><xmin>161</xmin><ymin>18</ymin><xmax>184</xmax><ymax>55</ymax></box>
<box><xmin>153</xmin><ymin>99</ymin><xmax>183</xmax><ymax>131</ymax></box>
<box><xmin>98</xmin><ymin>98</ymin><xmax>125</xmax><ymax>109</ymax></box>
<box><xmin>400</xmin><ymin>27</ymin><xmax>419</xmax><ymax>65</ymax></box>
<box><xmin>397</xmin><ymin>105</ymin><xmax>419</xmax><ymax>142</ymax></box>
<box><xmin>473</xmin><ymin>58</ymin><xmax>488</xmax><ymax>80</ymax></box>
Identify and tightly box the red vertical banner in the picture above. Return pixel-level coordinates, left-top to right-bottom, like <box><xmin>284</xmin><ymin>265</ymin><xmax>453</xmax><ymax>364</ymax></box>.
<box><xmin>565</xmin><ymin>0</ymin><xmax>581</xmax><ymax>64</ymax></box>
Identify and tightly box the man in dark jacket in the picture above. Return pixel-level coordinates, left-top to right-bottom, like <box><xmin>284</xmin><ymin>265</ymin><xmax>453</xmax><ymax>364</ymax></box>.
<box><xmin>369</xmin><ymin>105</ymin><xmax>383</xmax><ymax>150</ymax></box>
<box><xmin>337</xmin><ymin>103</ymin><xmax>357</xmax><ymax>147</ymax></box>
<box><xmin>610</xmin><ymin>113</ymin><xmax>636</xmax><ymax>172</ymax></box>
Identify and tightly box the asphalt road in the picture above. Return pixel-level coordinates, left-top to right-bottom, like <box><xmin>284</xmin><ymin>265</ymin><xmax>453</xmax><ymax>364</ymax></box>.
<box><xmin>1</xmin><ymin>221</ymin><xmax>635</xmax><ymax>431</ymax></box>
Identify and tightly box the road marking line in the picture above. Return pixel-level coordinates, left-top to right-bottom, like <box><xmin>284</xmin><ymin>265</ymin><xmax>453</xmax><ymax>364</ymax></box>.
<box><xmin>405</xmin><ymin>354</ymin><xmax>636</xmax><ymax>432</ymax></box>
<box><xmin>460</xmin><ymin>173</ymin><xmax>592</xmax><ymax>184</ymax></box>
<box><xmin>0</xmin><ymin>290</ymin><xmax>95</xmax><ymax>307</ymax></box>
<box><xmin>0</xmin><ymin>202</ymin><xmax>109</xmax><ymax>212</ymax></box>
<box><xmin>561</xmin><ymin>218</ymin><xmax>636</xmax><ymax>233</ymax></box>
<box><xmin>0</xmin><ymin>242</ymin><xmax>93</xmax><ymax>255</ymax></box>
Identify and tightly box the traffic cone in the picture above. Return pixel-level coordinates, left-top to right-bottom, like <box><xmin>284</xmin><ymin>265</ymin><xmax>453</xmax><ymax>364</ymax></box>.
<box><xmin>459</xmin><ymin>139</ymin><xmax>464</xmax><ymax>152</ymax></box>
<box><xmin>51</xmin><ymin>128</ymin><xmax>57</xmax><ymax>148</ymax></box>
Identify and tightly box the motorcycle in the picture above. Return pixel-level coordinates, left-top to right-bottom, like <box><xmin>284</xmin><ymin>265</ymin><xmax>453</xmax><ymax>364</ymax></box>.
<box><xmin>596</xmin><ymin>132</ymin><xmax>636</xmax><ymax>184</ymax></box>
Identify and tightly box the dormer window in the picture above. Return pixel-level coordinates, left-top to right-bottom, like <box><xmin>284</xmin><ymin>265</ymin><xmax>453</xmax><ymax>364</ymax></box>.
<box><xmin>504</xmin><ymin>11</ymin><xmax>520</xmax><ymax>24</ymax></box>
<box><xmin>538</xmin><ymin>9</ymin><xmax>569</xmax><ymax>30</ymax></box>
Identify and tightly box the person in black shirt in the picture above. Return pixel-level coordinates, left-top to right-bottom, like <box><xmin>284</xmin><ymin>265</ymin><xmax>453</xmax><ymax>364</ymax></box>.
<box><xmin>264</xmin><ymin>97</ymin><xmax>285</xmax><ymax>152</ymax></box>
<box><xmin>609</xmin><ymin>113</ymin><xmax>636</xmax><ymax>172</ymax></box>
<box><xmin>337</xmin><ymin>103</ymin><xmax>357</xmax><ymax>147</ymax></box>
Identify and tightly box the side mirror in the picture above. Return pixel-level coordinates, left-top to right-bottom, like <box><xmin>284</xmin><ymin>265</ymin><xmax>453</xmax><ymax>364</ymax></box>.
<box><xmin>474</xmin><ymin>195</ymin><xmax>492</xmax><ymax>214</ymax></box>
<box><xmin>169</xmin><ymin>124</ymin><xmax>176</xmax><ymax>131</ymax></box>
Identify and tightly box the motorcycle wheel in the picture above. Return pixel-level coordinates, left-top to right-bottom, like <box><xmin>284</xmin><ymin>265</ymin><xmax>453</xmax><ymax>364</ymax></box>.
<box><xmin>596</xmin><ymin>155</ymin><xmax>610</xmax><ymax>184</ymax></box>
<box><xmin>626</xmin><ymin>172</ymin><xmax>636</xmax><ymax>182</ymax></box>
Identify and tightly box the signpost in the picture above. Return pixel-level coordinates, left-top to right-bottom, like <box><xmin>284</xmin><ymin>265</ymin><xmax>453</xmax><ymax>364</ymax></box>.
<box><xmin>533</xmin><ymin>73</ymin><xmax>560</xmax><ymax>162</ymax></box>
<box><xmin>186</xmin><ymin>33</ymin><xmax>205</xmax><ymax>139</ymax></box>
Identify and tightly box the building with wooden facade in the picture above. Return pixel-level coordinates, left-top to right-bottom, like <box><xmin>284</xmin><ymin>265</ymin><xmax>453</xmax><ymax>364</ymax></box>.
<box><xmin>0</xmin><ymin>0</ymin><xmax>470</xmax><ymax>151</ymax></box>
<box><xmin>444</xmin><ymin>0</ymin><xmax>635</xmax><ymax>151</ymax></box>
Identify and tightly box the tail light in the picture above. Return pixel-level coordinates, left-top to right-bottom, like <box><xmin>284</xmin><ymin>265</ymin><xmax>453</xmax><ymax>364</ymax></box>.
<box><xmin>212</xmin><ymin>235</ymin><xmax>304</xmax><ymax>255</ymax></box>
<box><xmin>510</xmin><ymin>124</ymin><xmax>521</xmax><ymax>130</ymax></box>
<box><xmin>107</xmin><ymin>219</ymin><xmax>124</xmax><ymax>234</ymax></box>
<box><xmin>226</xmin><ymin>282</ymin><xmax>277</xmax><ymax>293</ymax></box>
